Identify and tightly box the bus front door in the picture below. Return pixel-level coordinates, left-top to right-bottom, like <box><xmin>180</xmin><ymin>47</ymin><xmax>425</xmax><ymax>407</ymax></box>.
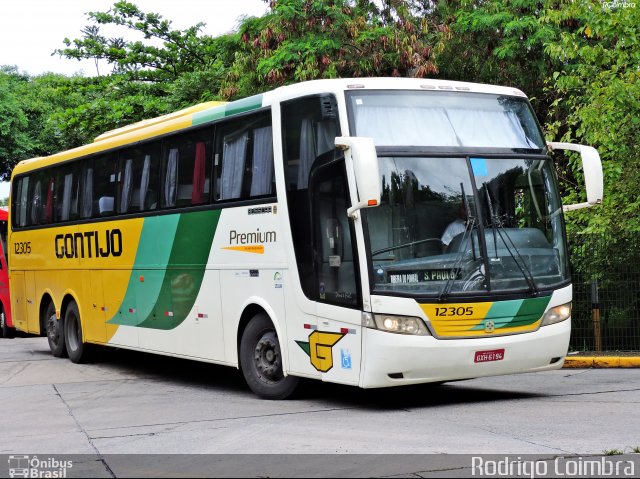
<box><xmin>310</xmin><ymin>161</ymin><xmax>362</xmax><ymax>386</ymax></box>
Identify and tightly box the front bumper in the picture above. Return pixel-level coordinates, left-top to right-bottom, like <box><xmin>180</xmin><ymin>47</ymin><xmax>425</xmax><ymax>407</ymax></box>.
<box><xmin>360</xmin><ymin>319</ymin><xmax>570</xmax><ymax>388</ymax></box>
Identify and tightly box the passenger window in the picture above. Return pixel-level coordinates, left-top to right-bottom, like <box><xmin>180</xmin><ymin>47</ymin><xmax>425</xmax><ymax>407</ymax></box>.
<box><xmin>13</xmin><ymin>176</ymin><xmax>30</xmax><ymax>227</ymax></box>
<box><xmin>214</xmin><ymin>113</ymin><xmax>274</xmax><ymax>201</ymax></box>
<box><xmin>117</xmin><ymin>142</ymin><xmax>161</xmax><ymax>213</ymax></box>
<box><xmin>54</xmin><ymin>162</ymin><xmax>81</xmax><ymax>222</ymax></box>
<box><xmin>161</xmin><ymin>130</ymin><xmax>213</xmax><ymax>208</ymax></box>
<box><xmin>90</xmin><ymin>155</ymin><xmax>118</xmax><ymax>217</ymax></box>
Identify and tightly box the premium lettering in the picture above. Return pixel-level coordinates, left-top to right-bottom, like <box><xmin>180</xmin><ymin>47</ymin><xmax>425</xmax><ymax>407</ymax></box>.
<box><xmin>229</xmin><ymin>229</ymin><xmax>276</xmax><ymax>245</ymax></box>
<box><xmin>55</xmin><ymin>229</ymin><xmax>122</xmax><ymax>259</ymax></box>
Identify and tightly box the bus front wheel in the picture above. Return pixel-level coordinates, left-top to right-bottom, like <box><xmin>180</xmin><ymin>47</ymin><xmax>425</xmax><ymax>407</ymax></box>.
<box><xmin>45</xmin><ymin>302</ymin><xmax>66</xmax><ymax>357</ymax></box>
<box><xmin>64</xmin><ymin>301</ymin><xmax>92</xmax><ymax>363</ymax></box>
<box><xmin>240</xmin><ymin>314</ymin><xmax>299</xmax><ymax>400</ymax></box>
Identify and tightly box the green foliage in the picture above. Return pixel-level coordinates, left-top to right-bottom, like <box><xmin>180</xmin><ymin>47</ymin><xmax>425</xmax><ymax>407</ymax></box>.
<box><xmin>436</xmin><ymin>0</ymin><xmax>555</xmax><ymax>109</ymax></box>
<box><xmin>222</xmin><ymin>0</ymin><xmax>448</xmax><ymax>97</ymax></box>
<box><xmin>56</xmin><ymin>1</ymin><xmax>217</xmax><ymax>83</ymax></box>
<box><xmin>542</xmin><ymin>0</ymin><xmax>640</xmax><ymax>236</ymax></box>
<box><xmin>0</xmin><ymin>67</ymin><xmax>32</xmax><ymax>180</ymax></box>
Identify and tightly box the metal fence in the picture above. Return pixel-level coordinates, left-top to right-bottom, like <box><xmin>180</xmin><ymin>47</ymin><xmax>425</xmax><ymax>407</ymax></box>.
<box><xmin>568</xmin><ymin>233</ymin><xmax>640</xmax><ymax>352</ymax></box>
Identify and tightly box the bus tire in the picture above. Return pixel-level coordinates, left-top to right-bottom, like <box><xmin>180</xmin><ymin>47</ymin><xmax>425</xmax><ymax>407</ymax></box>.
<box><xmin>45</xmin><ymin>302</ymin><xmax>66</xmax><ymax>357</ymax></box>
<box><xmin>240</xmin><ymin>313</ymin><xmax>299</xmax><ymax>400</ymax></box>
<box><xmin>64</xmin><ymin>301</ymin><xmax>92</xmax><ymax>364</ymax></box>
<box><xmin>1</xmin><ymin>308</ymin><xmax>15</xmax><ymax>339</ymax></box>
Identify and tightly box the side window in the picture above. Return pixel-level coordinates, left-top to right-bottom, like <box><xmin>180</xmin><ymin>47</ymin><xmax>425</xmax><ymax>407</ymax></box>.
<box><xmin>117</xmin><ymin>142</ymin><xmax>161</xmax><ymax>214</ymax></box>
<box><xmin>12</xmin><ymin>170</ymin><xmax>57</xmax><ymax>227</ymax></box>
<box><xmin>91</xmin><ymin>155</ymin><xmax>118</xmax><ymax>217</ymax></box>
<box><xmin>0</xmin><ymin>218</ymin><xmax>7</xmax><ymax>266</ymax></box>
<box><xmin>13</xmin><ymin>176</ymin><xmax>30</xmax><ymax>228</ymax></box>
<box><xmin>161</xmin><ymin>129</ymin><xmax>213</xmax><ymax>208</ymax></box>
<box><xmin>54</xmin><ymin>162</ymin><xmax>81</xmax><ymax>222</ymax></box>
<box><xmin>281</xmin><ymin>95</ymin><xmax>341</xmax><ymax>299</ymax></box>
<box><xmin>214</xmin><ymin>113</ymin><xmax>274</xmax><ymax>202</ymax></box>
<box><xmin>29</xmin><ymin>172</ymin><xmax>44</xmax><ymax>226</ymax></box>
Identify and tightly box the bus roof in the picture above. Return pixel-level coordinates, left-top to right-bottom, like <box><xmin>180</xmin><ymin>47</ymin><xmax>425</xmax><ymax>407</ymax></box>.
<box><xmin>11</xmin><ymin>78</ymin><xmax>528</xmax><ymax>178</ymax></box>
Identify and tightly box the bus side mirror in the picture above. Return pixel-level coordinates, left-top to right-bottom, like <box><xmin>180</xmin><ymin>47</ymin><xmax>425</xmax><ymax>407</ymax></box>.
<box><xmin>547</xmin><ymin>142</ymin><xmax>604</xmax><ymax>212</ymax></box>
<box><xmin>335</xmin><ymin>136</ymin><xmax>381</xmax><ymax>219</ymax></box>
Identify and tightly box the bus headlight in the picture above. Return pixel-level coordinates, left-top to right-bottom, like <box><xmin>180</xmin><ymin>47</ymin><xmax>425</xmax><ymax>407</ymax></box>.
<box><xmin>362</xmin><ymin>312</ymin><xmax>430</xmax><ymax>336</ymax></box>
<box><xmin>540</xmin><ymin>303</ymin><xmax>572</xmax><ymax>326</ymax></box>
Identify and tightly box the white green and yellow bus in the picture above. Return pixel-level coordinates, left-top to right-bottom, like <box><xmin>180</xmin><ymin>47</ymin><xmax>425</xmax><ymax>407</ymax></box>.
<box><xmin>9</xmin><ymin>78</ymin><xmax>603</xmax><ymax>399</ymax></box>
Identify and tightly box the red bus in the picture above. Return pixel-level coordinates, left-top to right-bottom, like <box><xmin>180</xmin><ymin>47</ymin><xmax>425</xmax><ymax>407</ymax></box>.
<box><xmin>0</xmin><ymin>207</ymin><xmax>13</xmax><ymax>338</ymax></box>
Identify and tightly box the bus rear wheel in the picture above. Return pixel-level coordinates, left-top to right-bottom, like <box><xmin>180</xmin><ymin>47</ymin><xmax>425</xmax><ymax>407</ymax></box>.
<box><xmin>240</xmin><ymin>314</ymin><xmax>299</xmax><ymax>400</ymax></box>
<box><xmin>64</xmin><ymin>301</ymin><xmax>92</xmax><ymax>363</ymax></box>
<box><xmin>45</xmin><ymin>302</ymin><xmax>66</xmax><ymax>357</ymax></box>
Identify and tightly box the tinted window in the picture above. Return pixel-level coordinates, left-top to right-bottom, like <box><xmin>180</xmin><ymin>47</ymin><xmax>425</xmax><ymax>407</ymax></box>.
<box><xmin>161</xmin><ymin>129</ymin><xmax>214</xmax><ymax>208</ymax></box>
<box><xmin>53</xmin><ymin>162</ymin><xmax>81</xmax><ymax>222</ymax></box>
<box><xmin>281</xmin><ymin>95</ymin><xmax>341</xmax><ymax>299</ymax></box>
<box><xmin>117</xmin><ymin>142</ymin><xmax>161</xmax><ymax>214</ymax></box>
<box><xmin>215</xmin><ymin>113</ymin><xmax>274</xmax><ymax>201</ymax></box>
<box><xmin>90</xmin><ymin>155</ymin><xmax>118</xmax><ymax>217</ymax></box>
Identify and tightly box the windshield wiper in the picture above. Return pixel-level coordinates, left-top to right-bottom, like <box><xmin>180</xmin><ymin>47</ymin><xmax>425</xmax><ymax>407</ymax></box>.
<box><xmin>483</xmin><ymin>184</ymin><xmax>539</xmax><ymax>296</ymax></box>
<box><xmin>439</xmin><ymin>183</ymin><xmax>478</xmax><ymax>300</ymax></box>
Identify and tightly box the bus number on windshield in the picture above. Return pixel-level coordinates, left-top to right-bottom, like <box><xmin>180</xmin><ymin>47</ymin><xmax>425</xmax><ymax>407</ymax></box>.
<box><xmin>435</xmin><ymin>306</ymin><xmax>474</xmax><ymax>317</ymax></box>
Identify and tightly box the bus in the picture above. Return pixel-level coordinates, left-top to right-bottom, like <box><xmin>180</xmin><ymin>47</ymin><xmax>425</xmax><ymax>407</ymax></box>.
<box><xmin>1</xmin><ymin>207</ymin><xmax>14</xmax><ymax>338</ymax></box>
<box><xmin>8</xmin><ymin>78</ymin><xmax>603</xmax><ymax>399</ymax></box>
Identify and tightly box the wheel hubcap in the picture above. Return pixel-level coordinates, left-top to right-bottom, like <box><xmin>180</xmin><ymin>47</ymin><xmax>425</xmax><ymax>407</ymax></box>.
<box><xmin>253</xmin><ymin>332</ymin><xmax>283</xmax><ymax>383</ymax></box>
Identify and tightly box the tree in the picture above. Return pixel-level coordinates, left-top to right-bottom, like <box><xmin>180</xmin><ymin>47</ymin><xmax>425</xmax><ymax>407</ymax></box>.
<box><xmin>0</xmin><ymin>67</ymin><xmax>32</xmax><ymax>180</ymax></box>
<box><xmin>434</xmin><ymin>0</ymin><xmax>556</xmax><ymax>119</ymax></box>
<box><xmin>542</xmin><ymin>0</ymin><xmax>640</xmax><ymax>235</ymax></box>
<box><xmin>222</xmin><ymin>0</ymin><xmax>449</xmax><ymax>97</ymax></box>
<box><xmin>55</xmin><ymin>1</ymin><xmax>244</xmax><ymax>107</ymax></box>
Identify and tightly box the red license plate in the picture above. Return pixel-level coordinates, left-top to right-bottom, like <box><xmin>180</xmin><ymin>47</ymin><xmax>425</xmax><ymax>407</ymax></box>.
<box><xmin>474</xmin><ymin>349</ymin><xmax>505</xmax><ymax>363</ymax></box>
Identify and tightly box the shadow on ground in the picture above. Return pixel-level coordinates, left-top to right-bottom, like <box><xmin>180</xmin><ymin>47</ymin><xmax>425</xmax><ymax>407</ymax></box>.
<box><xmin>87</xmin><ymin>345</ymin><xmax>544</xmax><ymax>410</ymax></box>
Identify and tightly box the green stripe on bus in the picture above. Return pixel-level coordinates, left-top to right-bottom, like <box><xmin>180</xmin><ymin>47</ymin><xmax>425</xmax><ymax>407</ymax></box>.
<box><xmin>107</xmin><ymin>215</ymin><xmax>180</xmax><ymax>327</ymax></box>
<box><xmin>509</xmin><ymin>295</ymin><xmax>551</xmax><ymax>327</ymax></box>
<box><xmin>192</xmin><ymin>105</ymin><xmax>226</xmax><ymax>126</ymax></box>
<box><xmin>224</xmin><ymin>94</ymin><xmax>263</xmax><ymax>117</ymax></box>
<box><xmin>136</xmin><ymin>209</ymin><xmax>221</xmax><ymax>330</ymax></box>
<box><xmin>470</xmin><ymin>299</ymin><xmax>522</xmax><ymax>331</ymax></box>
<box><xmin>470</xmin><ymin>296</ymin><xmax>550</xmax><ymax>331</ymax></box>
<box><xmin>192</xmin><ymin>94</ymin><xmax>264</xmax><ymax>126</ymax></box>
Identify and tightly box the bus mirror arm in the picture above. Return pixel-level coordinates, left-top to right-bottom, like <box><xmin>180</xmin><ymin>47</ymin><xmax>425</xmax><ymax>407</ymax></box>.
<box><xmin>335</xmin><ymin>136</ymin><xmax>381</xmax><ymax>219</ymax></box>
<box><xmin>547</xmin><ymin>142</ymin><xmax>604</xmax><ymax>212</ymax></box>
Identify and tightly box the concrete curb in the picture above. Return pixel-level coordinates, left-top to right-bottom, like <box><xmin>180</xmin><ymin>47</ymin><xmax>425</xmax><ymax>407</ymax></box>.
<box><xmin>563</xmin><ymin>356</ymin><xmax>640</xmax><ymax>368</ymax></box>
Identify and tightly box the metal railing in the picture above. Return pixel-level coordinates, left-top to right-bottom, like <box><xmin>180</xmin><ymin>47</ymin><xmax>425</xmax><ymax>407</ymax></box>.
<box><xmin>568</xmin><ymin>233</ymin><xmax>640</xmax><ymax>352</ymax></box>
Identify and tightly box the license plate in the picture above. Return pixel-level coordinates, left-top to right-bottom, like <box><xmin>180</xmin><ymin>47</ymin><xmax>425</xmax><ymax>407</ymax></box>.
<box><xmin>474</xmin><ymin>349</ymin><xmax>505</xmax><ymax>363</ymax></box>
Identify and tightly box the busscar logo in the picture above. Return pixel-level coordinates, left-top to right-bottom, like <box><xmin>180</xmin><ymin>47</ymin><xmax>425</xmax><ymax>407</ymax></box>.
<box><xmin>8</xmin><ymin>455</ymin><xmax>73</xmax><ymax>478</ymax></box>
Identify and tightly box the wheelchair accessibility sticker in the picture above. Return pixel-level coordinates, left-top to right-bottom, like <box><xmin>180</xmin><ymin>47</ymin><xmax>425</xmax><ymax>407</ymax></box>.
<box><xmin>341</xmin><ymin>349</ymin><xmax>352</xmax><ymax>370</ymax></box>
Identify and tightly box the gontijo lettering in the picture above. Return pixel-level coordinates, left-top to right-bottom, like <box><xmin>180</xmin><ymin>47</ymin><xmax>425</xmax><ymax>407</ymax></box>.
<box><xmin>55</xmin><ymin>229</ymin><xmax>123</xmax><ymax>259</ymax></box>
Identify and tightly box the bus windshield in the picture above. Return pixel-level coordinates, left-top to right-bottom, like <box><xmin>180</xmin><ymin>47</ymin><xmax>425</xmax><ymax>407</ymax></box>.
<box><xmin>363</xmin><ymin>156</ymin><xmax>569</xmax><ymax>297</ymax></box>
<box><xmin>347</xmin><ymin>90</ymin><xmax>545</xmax><ymax>149</ymax></box>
